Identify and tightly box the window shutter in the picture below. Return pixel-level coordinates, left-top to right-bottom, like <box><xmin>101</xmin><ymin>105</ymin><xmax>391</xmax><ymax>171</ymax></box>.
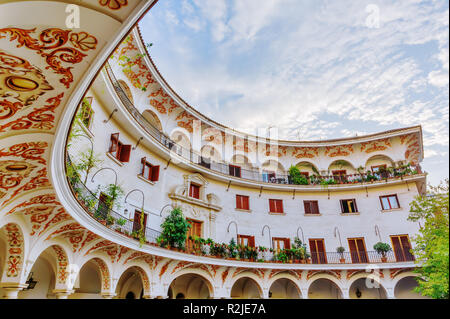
<box><xmin>304</xmin><ymin>201</ymin><xmax>311</xmax><ymax>214</ymax></box>
<box><xmin>109</xmin><ymin>133</ymin><xmax>119</xmax><ymax>153</ymax></box>
<box><xmin>278</xmin><ymin>200</ymin><xmax>284</xmax><ymax>213</ymax></box>
<box><xmin>244</xmin><ymin>196</ymin><xmax>249</xmax><ymax>210</ymax></box>
<box><xmin>120</xmin><ymin>144</ymin><xmax>132</xmax><ymax>162</ymax></box>
<box><xmin>340</xmin><ymin>200</ymin><xmax>345</xmax><ymax>213</ymax></box>
<box><xmin>285</xmin><ymin>238</ymin><xmax>291</xmax><ymax>249</ymax></box>
<box><xmin>353</xmin><ymin>199</ymin><xmax>358</xmax><ymax>212</ymax></box>
<box><xmin>269</xmin><ymin>199</ymin><xmax>275</xmax><ymax>212</ymax></box>
<box><xmin>313</xmin><ymin>201</ymin><xmax>319</xmax><ymax>214</ymax></box>
<box><xmin>151</xmin><ymin>166</ymin><xmax>160</xmax><ymax>182</ymax></box>
<box><xmin>249</xmin><ymin>236</ymin><xmax>255</xmax><ymax>248</ymax></box>
<box><xmin>141</xmin><ymin>157</ymin><xmax>146</xmax><ymax>176</ymax></box>
<box><xmin>236</xmin><ymin>195</ymin><xmax>241</xmax><ymax>209</ymax></box>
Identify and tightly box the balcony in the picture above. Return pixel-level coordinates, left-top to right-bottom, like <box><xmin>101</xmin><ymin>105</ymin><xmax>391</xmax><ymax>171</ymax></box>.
<box><xmin>65</xmin><ymin>158</ymin><xmax>416</xmax><ymax>266</ymax></box>
<box><xmin>104</xmin><ymin>63</ymin><xmax>423</xmax><ymax>189</ymax></box>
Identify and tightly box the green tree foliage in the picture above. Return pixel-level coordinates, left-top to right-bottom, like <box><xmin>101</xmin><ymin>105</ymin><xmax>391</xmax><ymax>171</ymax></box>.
<box><xmin>157</xmin><ymin>208</ymin><xmax>191</xmax><ymax>249</ymax></box>
<box><xmin>408</xmin><ymin>179</ymin><xmax>449</xmax><ymax>299</ymax></box>
<box><xmin>289</xmin><ymin>165</ymin><xmax>309</xmax><ymax>185</ymax></box>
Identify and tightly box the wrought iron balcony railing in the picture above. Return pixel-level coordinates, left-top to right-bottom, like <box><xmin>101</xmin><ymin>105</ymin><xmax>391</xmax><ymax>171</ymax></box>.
<box><xmin>104</xmin><ymin>63</ymin><xmax>423</xmax><ymax>187</ymax></box>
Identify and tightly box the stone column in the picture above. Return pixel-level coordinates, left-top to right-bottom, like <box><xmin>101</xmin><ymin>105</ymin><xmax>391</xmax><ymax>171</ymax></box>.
<box><xmin>53</xmin><ymin>289</ymin><xmax>74</xmax><ymax>299</ymax></box>
<box><xmin>0</xmin><ymin>283</ymin><xmax>28</xmax><ymax>299</ymax></box>
<box><xmin>341</xmin><ymin>288</ymin><xmax>350</xmax><ymax>299</ymax></box>
<box><xmin>385</xmin><ymin>287</ymin><xmax>396</xmax><ymax>299</ymax></box>
<box><xmin>101</xmin><ymin>292</ymin><xmax>117</xmax><ymax>299</ymax></box>
<box><xmin>300</xmin><ymin>288</ymin><xmax>309</xmax><ymax>299</ymax></box>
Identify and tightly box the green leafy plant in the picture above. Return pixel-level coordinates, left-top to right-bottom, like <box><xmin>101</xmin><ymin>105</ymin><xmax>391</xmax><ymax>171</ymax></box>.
<box><xmin>276</xmin><ymin>250</ymin><xmax>289</xmax><ymax>263</ymax></box>
<box><xmin>289</xmin><ymin>165</ymin><xmax>309</xmax><ymax>185</ymax></box>
<box><xmin>157</xmin><ymin>208</ymin><xmax>191</xmax><ymax>249</ymax></box>
<box><xmin>408</xmin><ymin>179</ymin><xmax>449</xmax><ymax>299</ymax></box>
<box><xmin>116</xmin><ymin>218</ymin><xmax>127</xmax><ymax>226</ymax></box>
<box><xmin>76</xmin><ymin>149</ymin><xmax>103</xmax><ymax>184</ymax></box>
<box><xmin>373</xmin><ymin>242</ymin><xmax>392</xmax><ymax>257</ymax></box>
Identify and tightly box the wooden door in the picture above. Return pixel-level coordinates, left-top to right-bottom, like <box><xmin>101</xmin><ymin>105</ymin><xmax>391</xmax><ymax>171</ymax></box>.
<box><xmin>309</xmin><ymin>239</ymin><xmax>327</xmax><ymax>264</ymax></box>
<box><xmin>186</xmin><ymin>219</ymin><xmax>202</xmax><ymax>251</ymax></box>
<box><xmin>391</xmin><ymin>235</ymin><xmax>415</xmax><ymax>262</ymax></box>
<box><xmin>348</xmin><ymin>238</ymin><xmax>368</xmax><ymax>263</ymax></box>
<box><xmin>133</xmin><ymin>210</ymin><xmax>147</xmax><ymax>235</ymax></box>
<box><xmin>272</xmin><ymin>238</ymin><xmax>291</xmax><ymax>251</ymax></box>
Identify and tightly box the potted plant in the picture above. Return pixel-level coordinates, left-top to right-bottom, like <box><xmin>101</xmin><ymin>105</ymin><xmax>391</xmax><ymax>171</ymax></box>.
<box><xmin>373</xmin><ymin>242</ymin><xmax>392</xmax><ymax>262</ymax></box>
<box><xmin>156</xmin><ymin>207</ymin><xmax>191</xmax><ymax>250</ymax></box>
<box><xmin>115</xmin><ymin>217</ymin><xmax>127</xmax><ymax>233</ymax></box>
<box><xmin>336</xmin><ymin>246</ymin><xmax>346</xmax><ymax>263</ymax></box>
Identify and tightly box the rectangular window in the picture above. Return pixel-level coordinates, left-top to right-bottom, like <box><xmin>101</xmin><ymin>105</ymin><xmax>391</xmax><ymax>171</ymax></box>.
<box><xmin>140</xmin><ymin>157</ymin><xmax>160</xmax><ymax>182</ymax></box>
<box><xmin>303</xmin><ymin>200</ymin><xmax>320</xmax><ymax>215</ymax></box>
<box><xmin>133</xmin><ymin>210</ymin><xmax>147</xmax><ymax>235</ymax></box>
<box><xmin>237</xmin><ymin>235</ymin><xmax>255</xmax><ymax>247</ymax></box>
<box><xmin>269</xmin><ymin>199</ymin><xmax>284</xmax><ymax>213</ymax></box>
<box><xmin>186</xmin><ymin>219</ymin><xmax>202</xmax><ymax>251</ymax></box>
<box><xmin>340</xmin><ymin>199</ymin><xmax>358</xmax><ymax>213</ymax></box>
<box><xmin>229</xmin><ymin>165</ymin><xmax>241</xmax><ymax>178</ymax></box>
<box><xmin>272</xmin><ymin>237</ymin><xmax>291</xmax><ymax>251</ymax></box>
<box><xmin>189</xmin><ymin>184</ymin><xmax>200</xmax><ymax>199</ymax></box>
<box><xmin>380</xmin><ymin>194</ymin><xmax>400</xmax><ymax>210</ymax></box>
<box><xmin>236</xmin><ymin>195</ymin><xmax>250</xmax><ymax>210</ymax></box>
<box><xmin>80</xmin><ymin>97</ymin><xmax>94</xmax><ymax>129</ymax></box>
<box><xmin>348</xmin><ymin>238</ymin><xmax>368</xmax><ymax>263</ymax></box>
<box><xmin>309</xmin><ymin>239</ymin><xmax>327</xmax><ymax>264</ymax></box>
<box><xmin>109</xmin><ymin>133</ymin><xmax>131</xmax><ymax>163</ymax></box>
<box><xmin>391</xmin><ymin>235</ymin><xmax>415</xmax><ymax>262</ymax></box>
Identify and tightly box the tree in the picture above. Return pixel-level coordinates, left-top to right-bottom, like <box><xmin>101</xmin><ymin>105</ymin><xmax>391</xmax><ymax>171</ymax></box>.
<box><xmin>408</xmin><ymin>179</ymin><xmax>449</xmax><ymax>299</ymax></box>
<box><xmin>157</xmin><ymin>208</ymin><xmax>191</xmax><ymax>249</ymax></box>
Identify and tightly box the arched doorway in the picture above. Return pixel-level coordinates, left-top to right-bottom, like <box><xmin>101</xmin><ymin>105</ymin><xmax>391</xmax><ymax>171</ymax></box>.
<box><xmin>349</xmin><ymin>277</ymin><xmax>387</xmax><ymax>299</ymax></box>
<box><xmin>308</xmin><ymin>278</ymin><xmax>342</xmax><ymax>299</ymax></box>
<box><xmin>394</xmin><ymin>276</ymin><xmax>429</xmax><ymax>299</ymax></box>
<box><xmin>142</xmin><ymin>109</ymin><xmax>163</xmax><ymax>131</ymax></box>
<box><xmin>71</xmin><ymin>259</ymin><xmax>103</xmax><ymax>299</ymax></box>
<box><xmin>18</xmin><ymin>246</ymin><xmax>65</xmax><ymax>299</ymax></box>
<box><xmin>269</xmin><ymin>278</ymin><xmax>301</xmax><ymax>299</ymax></box>
<box><xmin>231</xmin><ymin>277</ymin><xmax>262</xmax><ymax>299</ymax></box>
<box><xmin>168</xmin><ymin>273</ymin><xmax>212</xmax><ymax>299</ymax></box>
<box><xmin>116</xmin><ymin>267</ymin><xmax>146</xmax><ymax>299</ymax></box>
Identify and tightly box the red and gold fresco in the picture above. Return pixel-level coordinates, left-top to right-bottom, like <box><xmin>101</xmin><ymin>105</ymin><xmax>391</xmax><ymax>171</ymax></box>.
<box><xmin>360</xmin><ymin>138</ymin><xmax>392</xmax><ymax>154</ymax></box>
<box><xmin>291</xmin><ymin>146</ymin><xmax>319</xmax><ymax>159</ymax></box>
<box><xmin>0</xmin><ymin>28</ymin><xmax>97</xmax><ymax>89</ymax></box>
<box><xmin>306</xmin><ymin>269</ymin><xmax>341</xmax><ymax>280</ymax></box>
<box><xmin>52</xmin><ymin>245</ymin><xmax>69</xmax><ymax>284</ymax></box>
<box><xmin>99</xmin><ymin>0</ymin><xmax>128</xmax><ymax>10</ymax></box>
<box><xmin>3</xmin><ymin>223</ymin><xmax>24</xmax><ymax>278</ymax></box>
<box><xmin>176</xmin><ymin>111</ymin><xmax>196</xmax><ymax>133</ymax></box>
<box><xmin>401</xmin><ymin>134</ymin><xmax>421</xmax><ymax>164</ymax></box>
<box><xmin>324</xmin><ymin>145</ymin><xmax>354</xmax><ymax>157</ymax></box>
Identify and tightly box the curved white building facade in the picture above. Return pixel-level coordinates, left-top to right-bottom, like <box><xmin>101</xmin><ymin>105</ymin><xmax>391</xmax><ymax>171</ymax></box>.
<box><xmin>0</xmin><ymin>0</ymin><xmax>429</xmax><ymax>300</ymax></box>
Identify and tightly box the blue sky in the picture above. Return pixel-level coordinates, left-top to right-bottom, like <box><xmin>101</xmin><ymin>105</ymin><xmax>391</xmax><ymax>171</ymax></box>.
<box><xmin>139</xmin><ymin>0</ymin><xmax>449</xmax><ymax>186</ymax></box>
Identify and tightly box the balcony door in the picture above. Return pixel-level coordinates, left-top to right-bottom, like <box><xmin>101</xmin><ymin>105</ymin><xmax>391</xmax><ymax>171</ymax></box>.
<box><xmin>133</xmin><ymin>210</ymin><xmax>147</xmax><ymax>235</ymax></box>
<box><xmin>186</xmin><ymin>219</ymin><xmax>202</xmax><ymax>251</ymax></box>
<box><xmin>348</xmin><ymin>238</ymin><xmax>368</xmax><ymax>263</ymax></box>
<box><xmin>309</xmin><ymin>239</ymin><xmax>327</xmax><ymax>264</ymax></box>
<box><xmin>391</xmin><ymin>235</ymin><xmax>415</xmax><ymax>262</ymax></box>
<box><xmin>272</xmin><ymin>237</ymin><xmax>291</xmax><ymax>251</ymax></box>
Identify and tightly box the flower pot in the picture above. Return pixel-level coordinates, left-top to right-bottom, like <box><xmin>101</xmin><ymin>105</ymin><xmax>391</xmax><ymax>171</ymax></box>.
<box><xmin>307</xmin><ymin>258</ymin><xmax>312</xmax><ymax>264</ymax></box>
<box><xmin>300</xmin><ymin>260</ymin><xmax>306</xmax><ymax>264</ymax></box>
<box><xmin>99</xmin><ymin>220</ymin><xmax>107</xmax><ymax>226</ymax></box>
<box><xmin>381</xmin><ymin>257</ymin><xmax>387</xmax><ymax>263</ymax></box>
<box><xmin>339</xmin><ymin>258</ymin><xmax>346</xmax><ymax>263</ymax></box>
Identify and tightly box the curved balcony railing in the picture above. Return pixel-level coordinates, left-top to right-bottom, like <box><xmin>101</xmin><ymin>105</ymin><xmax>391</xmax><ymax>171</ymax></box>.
<box><xmin>66</xmin><ymin>155</ymin><xmax>415</xmax><ymax>265</ymax></box>
<box><xmin>104</xmin><ymin>63</ymin><xmax>423</xmax><ymax>187</ymax></box>
<box><xmin>66</xmin><ymin>156</ymin><xmax>161</xmax><ymax>244</ymax></box>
